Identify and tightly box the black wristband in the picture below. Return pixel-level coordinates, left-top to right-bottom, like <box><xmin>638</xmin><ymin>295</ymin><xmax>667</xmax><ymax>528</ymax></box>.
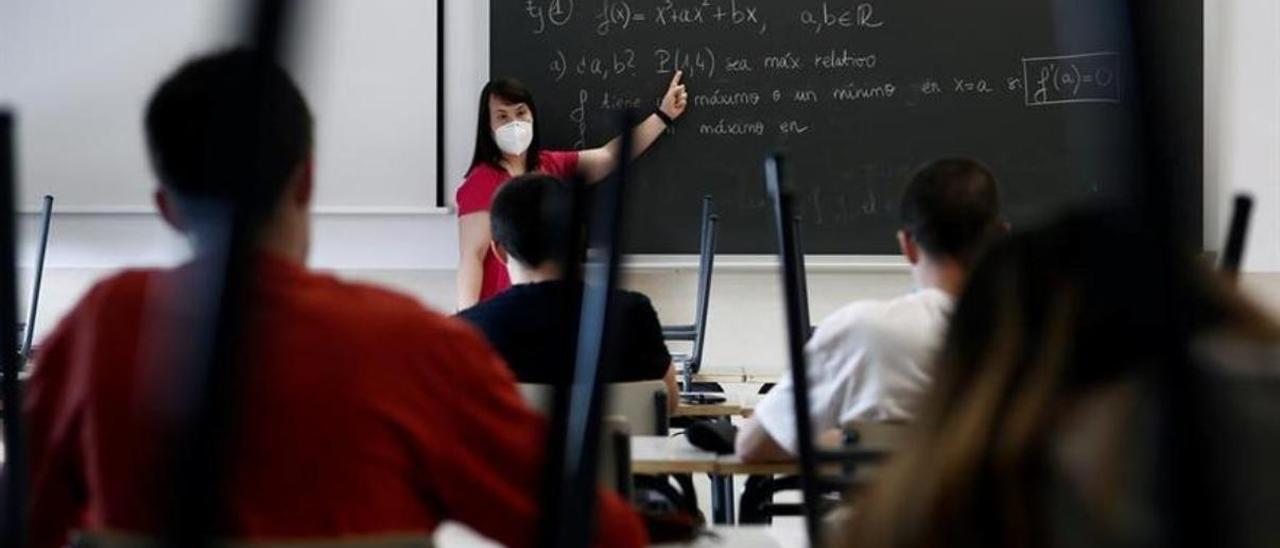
<box><xmin>654</xmin><ymin>109</ymin><xmax>675</xmax><ymax>127</ymax></box>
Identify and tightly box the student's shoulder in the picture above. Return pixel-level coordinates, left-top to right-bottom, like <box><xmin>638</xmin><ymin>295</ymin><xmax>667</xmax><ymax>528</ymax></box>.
<box><xmin>816</xmin><ymin>290</ymin><xmax>950</xmax><ymax>341</ymax></box>
<box><xmin>73</xmin><ymin>268</ymin><xmax>163</xmax><ymax>311</ymax></box>
<box><xmin>616</xmin><ymin>288</ymin><xmax>660</xmax><ymax>317</ymax></box>
<box><xmin>39</xmin><ymin>269</ymin><xmax>169</xmax><ymax>348</ymax></box>
<box><xmin>819</xmin><ymin>299</ymin><xmax>892</xmax><ymax>332</ymax></box>
<box><xmin>616</xmin><ymin>287</ymin><xmax>655</xmax><ymax>306</ymax></box>
<box><xmin>308</xmin><ymin>274</ymin><xmax>481</xmax><ymax>342</ymax></box>
<box><xmin>454</xmin><ymin>292</ymin><xmax>506</xmax><ymax>328</ymax></box>
<box><xmin>461</xmin><ymin>162</ymin><xmax>505</xmax><ymax>184</ymax></box>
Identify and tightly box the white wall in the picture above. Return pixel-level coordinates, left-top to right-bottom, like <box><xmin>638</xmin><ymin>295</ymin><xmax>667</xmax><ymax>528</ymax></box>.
<box><xmin>0</xmin><ymin>0</ymin><xmax>442</xmax><ymax>212</ymax></box>
<box><xmin>1204</xmin><ymin>0</ymin><xmax>1280</xmax><ymax>273</ymax></box>
<box><xmin>5</xmin><ymin>0</ymin><xmax>1280</xmax><ymax>376</ymax></box>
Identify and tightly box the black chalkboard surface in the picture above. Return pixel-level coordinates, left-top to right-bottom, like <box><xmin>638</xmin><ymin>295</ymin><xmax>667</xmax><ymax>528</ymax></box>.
<box><xmin>491</xmin><ymin>0</ymin><xmax>1201</xmax><ymax>254</ymax></box>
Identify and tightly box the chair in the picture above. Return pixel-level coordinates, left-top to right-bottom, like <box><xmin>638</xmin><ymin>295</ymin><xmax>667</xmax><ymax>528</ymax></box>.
<box><xmin>73</xmin><ymin>532</ymin><xmax>434</xmax><ymax>547</ymax></box>
<box><xmin>662</xmin><ymin>196</ymin><xmax>719</xmax><ymax>392</ymax></box>
<box><xmin>19</xmin><ymin>194</ymin><xmax>54</xmax><ymax>366</ymax></box>
<box><xmin>518</xmin><ymin>380</ymin><xmax>699</xmax><ymax>517</ymax></box>
<box><xmin>518</xmin><ymin>379</ymin><xmax>669</xmax><ymax>436</ymax></box>
<box><xmin>519</xmin><ymin>381</ymin><xmax>666</xmax><ymax>497</ymax></box>
<box><xmin>791</xmin><ymin>216</ymin><xmax>812</xmax><ymax>338</ymax></box>
<box><xmin>757</xmin><ymin>216</ymin><xmax>811</xmax><ymax>396</ymax></box>
<box><xmin>1220</xmin><ymin>193</ymin><xmax>1253</xmax><ymax>279</ymax></box>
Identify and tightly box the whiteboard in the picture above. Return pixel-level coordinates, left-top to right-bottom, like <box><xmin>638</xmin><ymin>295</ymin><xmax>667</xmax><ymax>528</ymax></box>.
<box><xmin>0</xmin><ymin>0</ymin><xmax>439</xmax><ymax>212</ymax></box>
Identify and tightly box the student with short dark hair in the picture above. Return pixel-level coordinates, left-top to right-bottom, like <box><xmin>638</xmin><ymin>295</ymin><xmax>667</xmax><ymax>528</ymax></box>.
<box><xmin>458</xmin><ymin>174</ymin><xmax>679</xmax><ymax>411</ymax></box>
<box><xmin>737</xmin><ymin>157</ymin><xmax>1005</xmax><ymax>462</ymax></box>
<box><xmin>23</xmin><ymin>50</ymin><xmax>646</xmax><ymax>548</ymax></box>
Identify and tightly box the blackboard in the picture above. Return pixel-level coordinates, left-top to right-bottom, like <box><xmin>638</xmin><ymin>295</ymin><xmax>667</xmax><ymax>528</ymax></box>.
<box><xmin>491</xmin><ymin>0</ymin><xmax>1202</xmax><ymax>254</ymax></box>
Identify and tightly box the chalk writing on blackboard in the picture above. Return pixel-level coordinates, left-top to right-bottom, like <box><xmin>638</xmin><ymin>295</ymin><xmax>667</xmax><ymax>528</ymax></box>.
<box><xmin>1022</xmin><ymin>52</ymin><xmax>1121</xmax><ymax>106</ymax></box>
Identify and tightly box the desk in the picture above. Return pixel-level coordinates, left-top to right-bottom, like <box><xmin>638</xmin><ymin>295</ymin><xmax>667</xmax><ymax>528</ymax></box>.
<box><xmin>672</xmin><ymin>393</ymin><xmax>761</xmax><ymax>418</ymax></box>
<box><xmin>631</xmin><ymin>436</ymin><xmax>891</xmax><ymax>525</ymax></box>
<box><xmin>631</xmin><ymin>436</ymin><xmax>738</xmax><ymax>524</ymax></box>
<box><xmin>692</xmin><ymin>372</ymin><xmax>777</xmax><ymax>385</ymax></box>
<box><xmin>631</xmin><ymin>434</ymin><xmax>721</xmax><ymax>475</ymax></box>
<box><xmin>632</xmin><ymin>436</ymin><xmax>800</xmax><ymax>476</ymax></box>
<box><xmin>653</xmin><ymin>525</ymin><xmax>803</xmax><ymax>547</ymax></box>
<box><xmin>435</xmin><ymin>521</ymin><xmax>798</xmax><ymax>548</ymax></box>
<box><xmin>714</xmin><ymin>456</ymin><xmax>803</xmax><ymax>477</ymax></box>
<box><xmin>632</xmin><ymin>436</ymin><xmax>809</xmax><ymax>525</ymax></box>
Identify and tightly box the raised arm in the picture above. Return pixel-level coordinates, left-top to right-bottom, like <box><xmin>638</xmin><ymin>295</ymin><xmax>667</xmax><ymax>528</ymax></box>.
<box><xmin>457</xmin><ymin>212</ymin><xmax>492</xmax><ymax>310</ymax></box>
<box><xmin>577</xmin><ymin>71</ymin><xmax>689</xmax><ymax>183</ymax></box>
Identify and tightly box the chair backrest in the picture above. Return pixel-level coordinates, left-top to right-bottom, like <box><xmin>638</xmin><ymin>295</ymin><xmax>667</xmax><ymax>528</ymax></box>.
<box><xmin>597</xmin><ymin>416</ymin><xmax>634</xmax><ymax>499</ymax></box>
<box><xmin>689</xmin><ymin>196</ymin><xmax>718</xmax><ymax>373</ymax></box>
<box><xmin>1221</xmin><ymin>193</ymin><xmax>1253</xmax><ymax>279</ymax></box>
<box><xmin>21</xmin><ymin>194</ymin><xmax>54</xmax><ymax>362</ymax></box>
<box><xmin>516</xmin><ymin>384</ymin><xmax>638</xmax><ymax>496</ymax></box>
<box><xmin>792</xmin><ymin>215</ymin><xmax>812</xmax><ymax>336</ymax></box>
<box><xmin>73</xmin><ymin>532</ymin><xmax>434</xmax><ymax>548</ymax></box>
<box><xmin>519</xmin><ymin>379</ymin><xmax>669</xmax><ymax>436</ymax></box>
<box><xmin>764</xmin><ymin>153</ymin><xmax>824</xmax><ymax>546</ymax></box>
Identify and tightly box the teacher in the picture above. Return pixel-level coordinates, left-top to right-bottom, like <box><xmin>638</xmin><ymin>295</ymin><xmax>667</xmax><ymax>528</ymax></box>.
<box><xmin>455</xmin><ymin>72</ymin><xmax>690</xmax><ymax>309</ymax></box>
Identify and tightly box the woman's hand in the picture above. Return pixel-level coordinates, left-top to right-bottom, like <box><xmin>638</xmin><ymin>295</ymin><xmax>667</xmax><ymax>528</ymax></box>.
<box><xmin>659</xmin><ymin>70</ymin><xmax>689</xmax><ymax>120</ymax></box>
<box><xmin>579</xmin><ymin>71</ymin><xmax>690</xmax><ymax>182</ymax></box>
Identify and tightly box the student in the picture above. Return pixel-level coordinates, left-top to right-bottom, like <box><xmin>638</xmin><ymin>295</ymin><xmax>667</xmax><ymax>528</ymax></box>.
<box><xmin>838</xmin><ymin>210</ymin><xmax>1280</xmax><ymax>548</ymax></box>
<box><xmin>456</xmin><ymin>74</ymin><xmax>690</xmax><ymax>309</ymax></box>
<box><xmin>457</xmin><ymin>174</ymin><xmax>679</xmax><ymax>412</ymax></box>
<box><xmin>737</xmin><ymin>158</ymin><xmax>1004</xmax><ymax>462</ymax></box>
<box><xmin>22</xmin><ymin>50</ymin><xmax>646</xmax><ymax>548</ymax></box>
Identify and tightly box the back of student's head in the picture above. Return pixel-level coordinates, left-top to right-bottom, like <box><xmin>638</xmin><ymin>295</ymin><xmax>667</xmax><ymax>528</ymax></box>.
<box><xmin>145</xmin><ymin>49</ymin><xmax>313</xmax><ymax>211</ymax></box>
<box><xmin>840</xmin><ymin>209</ymin><xmax>1280</xmax><ymax>548</ymax></box>
<box><xmin>490</xmin><ymin>174</ymin><xmax>573</xmax><ymax>269</ymax></box>
<box><xmin>899</xmin><ymin>158</ymin><xmax>1002</xmax><ymax>265</ymax></box>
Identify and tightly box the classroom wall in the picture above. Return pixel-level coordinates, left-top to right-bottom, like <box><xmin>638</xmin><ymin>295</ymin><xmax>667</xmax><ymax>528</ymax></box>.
<box><xmin>6</xmin><ymin>0</ymin><xmax>1280</xmax><ymax>376</ymax></box>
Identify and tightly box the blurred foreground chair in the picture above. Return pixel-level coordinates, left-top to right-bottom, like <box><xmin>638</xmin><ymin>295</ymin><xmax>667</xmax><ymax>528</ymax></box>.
<box><xmin>73</xmin><ymin>532</ymin><xmax>433</xmax><ymax>548</ymax></box>
<box><xmin>661</xmin><ymin>196</ymin><xmax>719</xmax><ymax>393</ymax></box>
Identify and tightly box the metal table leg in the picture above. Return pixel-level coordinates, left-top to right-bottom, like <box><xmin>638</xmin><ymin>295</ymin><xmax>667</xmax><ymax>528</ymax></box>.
<box><xmin>709</xmin><ymin>474</ymin><xmax>726</xmax><ymax>524</ymax></box>
<box><xmin>721</xmin><ymin>474</ymin><xmax>736</xmax><ymax>524</ymax></box>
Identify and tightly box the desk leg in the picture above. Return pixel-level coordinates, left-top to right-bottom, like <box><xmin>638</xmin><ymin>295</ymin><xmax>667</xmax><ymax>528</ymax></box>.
<box><xmin>709</xmin><ymin>474</ymin><xmax>726</xmax><ymax>524</ymax></box>
<box><xmin>721</xmin><ymin>474</ymin><xmax>736</xmax><ymax>524</ymax></box>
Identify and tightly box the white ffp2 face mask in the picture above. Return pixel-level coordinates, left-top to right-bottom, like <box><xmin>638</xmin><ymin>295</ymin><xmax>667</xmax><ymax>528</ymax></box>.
<box><xmin>494</xmin><ymin>120</ymin><xmax>534</xmax><ymax>156</ymax></box>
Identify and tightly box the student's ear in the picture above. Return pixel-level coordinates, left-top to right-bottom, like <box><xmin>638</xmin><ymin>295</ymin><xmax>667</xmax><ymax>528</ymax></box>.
<box><xmin>293</xmin><ymin>157</ymin><xmax>314</xmax><ymax>208</ymax></box>
<box><xmin>490</xmin><ymin>240</ymin><xmax>509</xmax><ymax>265</ymax></box>
<box><xmin>154</xmin><ymin>189</ymin><xmax>187</xmax><ymax>233</ymax></box>
<box><xmin>897</xmin><ymin>230</ymin><xmax>921</xmax><ymax>266</ymax></box>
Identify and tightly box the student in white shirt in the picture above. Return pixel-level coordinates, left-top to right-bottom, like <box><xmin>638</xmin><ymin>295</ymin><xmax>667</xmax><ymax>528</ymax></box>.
<box><xmin>737</xmin><ymin>157</ymin><xmax>1005</xmax><ymax>462</ymax></box>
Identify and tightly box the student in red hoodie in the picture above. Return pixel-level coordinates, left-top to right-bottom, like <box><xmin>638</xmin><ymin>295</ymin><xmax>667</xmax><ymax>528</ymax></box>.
<box><xmin>22</xmin><ymin>49</ymin><xmax>646</xmax><ymax>548</ymax></box>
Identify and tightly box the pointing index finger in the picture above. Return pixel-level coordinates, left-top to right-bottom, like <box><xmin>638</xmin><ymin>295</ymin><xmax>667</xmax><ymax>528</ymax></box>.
<box><xmin>669</xmin><ymin>70</ymin><xmax>684</xmax><ymax>89</ymax></box>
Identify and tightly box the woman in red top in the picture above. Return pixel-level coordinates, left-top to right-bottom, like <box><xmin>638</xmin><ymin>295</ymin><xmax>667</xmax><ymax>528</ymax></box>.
<box><xmin>456</xmin><ymin>72</ymin><xmax>690</xmax><ymax>309</ymax></box>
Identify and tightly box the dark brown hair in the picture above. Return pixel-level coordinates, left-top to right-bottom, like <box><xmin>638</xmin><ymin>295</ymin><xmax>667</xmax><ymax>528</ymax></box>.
<box><xmin>145</xmin><ymin>49</ymin><xmax>312</xmax><ymax>208</ymax></box>
<box><xmin>899</xmin><ymin>158</ymin><xmax>1002</xmax><ymax>265</ymax></box>
<box><xmin>841</xmin><ymin>209</ymin><xmax>1279</xmax><ymax>548</ymax></box>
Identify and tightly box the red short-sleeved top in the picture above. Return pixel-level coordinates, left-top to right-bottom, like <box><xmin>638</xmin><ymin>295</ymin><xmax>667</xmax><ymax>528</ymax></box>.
<box><xmin>23</xmin><ymin>253</ymin><xmax>646</xmax><ymax>548</ymax></box>
<box><xmin>456</xmin><ymin>150</ymin><xmax>580</xmax><ymax>303</ymax></box>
